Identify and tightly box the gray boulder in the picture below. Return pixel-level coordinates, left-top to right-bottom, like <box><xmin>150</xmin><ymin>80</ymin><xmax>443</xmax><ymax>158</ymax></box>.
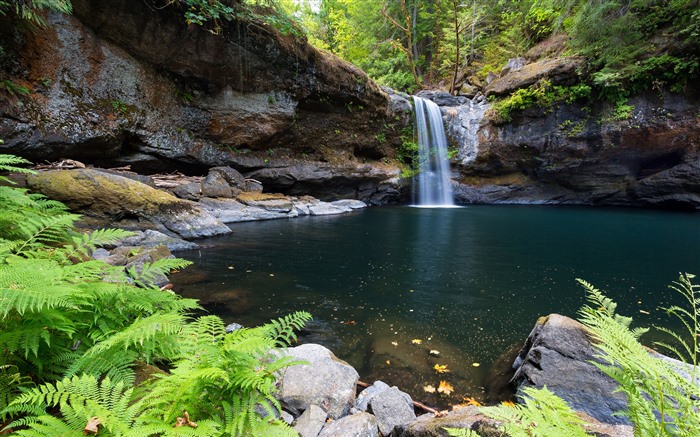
<box><xmin>511</xmin><ymin>314</ymin><xmax>629</xmax><ymax>424</ymax></box>
<box><xmin>117</xmin><ymin>229</ymin><xmax>198</xmax><ymax>252</ymax></box>
<box><xmin>330</xmin><ymin>199</ymin><xmax>367</xmax><ymax>211</ymax></box>
<box><xmin>294</xmin><ymin>405</ymin><xmax>327</xmax><ymax>437</ymax></box>
<box><xmin>210</xmin><ymin>166</ymin><xmax>246</xmax><ymax>191</ymax></box>
<box><xmin>318</xmin><ymin>412</ymin><xmax>378</xmax><ymax>437</ymax></box>
<box><xmin>355</xmin><ymin>381</ymin><xmax>390</xmax><ymax>412</ymax></box>
<box><xmin>415</xmin><ymin>90</ymin><xmax>467</xmax><ymax>107</ymax></box>
<box><xmin>201</xmin><ymin>171</ymin><xmax>233</xmax><ymax>198</ymax></box>
<box><xmin>367</xmin><ymin>386</ymin><xmax>416</xmax><ymax>436</ymax></box>
<box><xmin>172</xmin><ymin>182</ymin><xmax>202</xmax><ymax>201</ymax></box>
<box><xmin>276</xmin><ymin>344</ymin><xmax>359</xmax><ymax>419</ymax></box>
<box><xmin>308</xmin><ymin>202</ymin><xmax>346</xmax><ymax>216</ymax></box>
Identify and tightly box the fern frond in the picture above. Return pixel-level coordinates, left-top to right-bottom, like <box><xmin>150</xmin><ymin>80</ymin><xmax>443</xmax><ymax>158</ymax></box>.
<box><xmin>126</xmin><ymin>257</ymin><xmax>193</xmax><ymax>288</ymax></box>
<box><xmin>0</xmin><ymin>259</ymin><xmax>87</xmax><ymax>317</ymax></box>
<box><xmin>261</xmin><ymin>311</ymin><xmax>312</xmax><ymax>347</ymax></box>
<box><xmin>64</xmin><ymin>349</ymin><xmax>137</xmax><ymax>386</ymax></box>
<box><xmin>482</xmin><ymin>386</ymin><xmax>589</xmax><ymax>437</ymax></box>
<box><xmin>87</xmin><ymin>313</ymin><xmax>186</xmax><ymax>360</ymax></box>
<box><xmin>10</xmin><ymin>414</ymin><xmax>82</xmax><ymax>436</ymax></box>
<box><xmin>13</xmin><ymin>214</ymin><xmax>80</xmax><ymax>253</ymax></box>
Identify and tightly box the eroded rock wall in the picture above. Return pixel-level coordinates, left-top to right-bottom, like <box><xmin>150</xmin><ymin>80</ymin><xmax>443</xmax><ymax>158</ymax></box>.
<box><xmin>0</xmin><ymin>1</ymin><xmax>405</xmax><ymax>203</ymax></box>
<box><xmin>444</xmin><ymin>89</ymin><xmax>700</xmax><ymax>209</ymax></box>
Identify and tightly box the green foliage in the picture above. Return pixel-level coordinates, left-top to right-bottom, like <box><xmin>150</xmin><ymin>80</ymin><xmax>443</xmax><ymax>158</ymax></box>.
<box><xmin>0</xmin><ymin>154</ymin><xmax>311</xmax><ymax>436</ymax></box>
<box><xmin>0</xmin><ymin>80</ymin><xmax>30</xmax><ymax>97</ymax></box>
<box><xmin>396</xmin><ymin>125</ymin><xmax>419</xmax><ymax>178</ymax></box>
<box><xmin>482</xmin><ymin>386</ymin><xmax>589</xmax><ymax>436</ymax></box>
<box><xmin>577</xmin><ymin>274</ymin><xmax>700</xmax><ymax>435</ymax></box>
<box><xmin>0</xmin><ymin>0</ymin><xmax>72</xmax><ymax>26</ymax></box>
<box><xmin>473</xmin><ymin>273</ymin><xmax>700</xmax><ymax>436</ymax></box>
<box><xmin>444</xmin><ymin>427</ymin><xmax>481</xmax><ymax>436</ymax></box>
<box><xmin>492</xmin><ymin>80</ymin><xmax>591</xmax><ymax>121</ymax></box>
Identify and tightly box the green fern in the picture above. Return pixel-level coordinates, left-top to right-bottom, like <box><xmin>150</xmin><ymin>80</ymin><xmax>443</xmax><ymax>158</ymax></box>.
<box><xmin>481</xmin><ymin>386</ymin><xmax>590</xmax><ymax>437</ymax></box>
<box><xmin>444</xmin><ymin>427</ymin><xmax>481</xmax><ymax>436</ymax></box>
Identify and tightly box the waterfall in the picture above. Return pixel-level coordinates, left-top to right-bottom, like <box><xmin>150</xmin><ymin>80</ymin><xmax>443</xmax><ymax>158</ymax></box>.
<box><xmin>412</xmin><ymin>96</ymin><xmax>455</xmax><ymax>207</ymax></box>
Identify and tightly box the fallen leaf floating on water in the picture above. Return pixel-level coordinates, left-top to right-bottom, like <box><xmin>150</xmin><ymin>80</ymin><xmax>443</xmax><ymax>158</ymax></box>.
<box><xmin>472</xmin><ymin>362</ymin><xmax>480</xmax><ymax>367</ymax></box>
<box><xmin>386</xmin><ymin>360</ymin><xmax>391</xmax><ymax>365</ymax></box>
<box><xmin>429</xmin><ymin>350</ymin><xmax>440</xmax><ymax>356</ymax></box>
<box><xmin>174</xmin><ymin>410</ymin><xmax>197</xmax><ymax>428</ymax></box>
<box><xmin>639</xmin><ymin>309</ymin><xmax>650</xmax><ymax>314</ymax></box>
<box><xmin>462</xmin><ymin>397</ymin><xmax>482</xmax><ymax>406</ymax></box>
<box><xmin>500</xmin><ymin>400</ymin><xmax>516</xmax><ymax>407</ymax></box>
<box><xmin>391</xmin><ymin>341</ymin><xmax>398</xmax><ymax>347</ymax></box>
<box><xmin>411</xmin><ymin>338</ymin><xmax>422</xmax><ymax>345</ymax></box>
<box><xmin>423</xmin><ymin>385</ymin><xmax>436</xmax><ymax>393</ymax></box>
<box><xmin>433</xmin><ymin>364</ymin><xmax>450</xmax><ymax>373</ymax></box>
<box><xmin>437</xmin><ymin>381</ymin><xmax>454</xmax><ymax>395</ymax></box>
<box><xmin>84</xmin><ymin>416</ymin><xmax>101</xmax><ymax>435</ymax></box>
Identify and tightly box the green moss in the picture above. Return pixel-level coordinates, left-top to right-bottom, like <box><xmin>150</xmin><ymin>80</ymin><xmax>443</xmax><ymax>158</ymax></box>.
<box><xmin>492</xmin><ymin>81</ymin><xmax>592</xmax><ymax>122</ymax></box>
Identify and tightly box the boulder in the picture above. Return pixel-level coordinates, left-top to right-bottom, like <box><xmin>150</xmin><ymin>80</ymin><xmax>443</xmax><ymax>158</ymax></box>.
<box><xmin>294</xmin><ymin>405</ymin><xmax>328</xmax><ymax>437</ymax></box>
<box><xmin>308</xmin><ymin>203</ymin><xmax>346</xmax><ymax>216</ymax></box>
<box><xmin>276</xmin><ymin>344</ymin><xmax>359</xmax><ymax>419</ymax></box>
<box><xmin>485</xmin><ymin>57</ymin><xmax>583</xmax><ymax>96</ymax></box>
<box><xmin>511</xmin><ymin>314</ymin><xmax>629</xmax><ymax>424</ymax></box>
<box><xmin>198</xmin><ymin>197</ymin><xmax>298</xmax><ymax>223</ymax></box>
<box><xmin>116</xmin><ymin>229</ymin><xmax>198</xmax><ymax>252</ymax></box>
<box><xmin>330</xmin><ymin>199</ymin><xmax>368</xmax><ymax>211</ymax></box>
<box><xmin>367</xmin><ymin>386</ymin><xmax>416</xmax><ymax>436</ymax></box>
<box><xmin>500</xmin><ymin>57</ymin><xmax>526</xmax><ymax>76</ymax></box>
<box><xmin>355</xmin><ymin>381</ymin><xmax>390</xmax><ymax>412</ymax></box>
<box><xmin>26</xmin><ymin>169</ymin><xmax>230</xmax><ymax>239</ymax></box>
<box><xmin>201</xmin><ymin>171</ymin><xmax>233</xmax><ymax>198</ymax></box>
<box><xmin>244</xmin><ymin>179</ymin><xmax>264</xmax><ymax>193</ymax></box>
<box><xmin>415</xmin><ymin>90</ymin><xmax>467</xmax><ymax>107</ymax></box>
<box><xmin>210</xmin><ymin>166</ymin><xmax>247</xmax><ymax>191</ymax></box>
<box><xmin>317</xmin><ymin>412</ymin><xmax>378</xmax><ymax>437</ymax></box>
<box><xmin>172</xmin><ymin>182</ymin><xmax>203</xmax><ymax>201</ymax></box>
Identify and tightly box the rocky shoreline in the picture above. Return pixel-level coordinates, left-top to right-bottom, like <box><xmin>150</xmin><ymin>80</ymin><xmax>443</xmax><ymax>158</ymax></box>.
<box><xmin>20</xmin><ymin>165</ymin><xmax>368</xmax><ymax>243</ymax></box>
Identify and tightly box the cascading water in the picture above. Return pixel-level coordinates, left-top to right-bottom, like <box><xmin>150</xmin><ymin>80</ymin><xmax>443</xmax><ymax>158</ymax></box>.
<box><xmin>412</xmin><ymin>96</ymin><xmax>455</xmax><ymax>207</ymax></box>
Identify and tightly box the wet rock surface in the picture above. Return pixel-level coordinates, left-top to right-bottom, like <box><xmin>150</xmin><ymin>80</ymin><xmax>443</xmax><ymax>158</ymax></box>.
<box><xmin>511</xmin><ymin>314</ymin><xmax>629</xmax><ymax>425</ymax></box>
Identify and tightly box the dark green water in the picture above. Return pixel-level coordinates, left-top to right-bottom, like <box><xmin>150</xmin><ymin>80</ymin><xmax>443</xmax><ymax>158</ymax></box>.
<box><xmin>171</xmin><ymin>205</ymin><xmax>699</xmax><ymax>407</ymax></box>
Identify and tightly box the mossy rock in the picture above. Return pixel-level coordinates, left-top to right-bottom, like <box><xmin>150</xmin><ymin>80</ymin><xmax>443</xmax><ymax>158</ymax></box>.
<box><xmin>27</xmin><ymin>169</ymin><xmax>230</xmax><ymax>239</ymax></box>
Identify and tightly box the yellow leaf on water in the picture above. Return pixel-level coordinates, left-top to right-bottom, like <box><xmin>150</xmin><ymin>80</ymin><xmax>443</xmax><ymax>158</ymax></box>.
<box><xmin>429</xmin><ymin>350</ymin><xmax>440</xmax><ymax>356</ymax></box>
<box><xmin>434</xmin><ymin>364</ymin><xmax>450</xmax><ymax>374</ymax></box>
<box><xmin>500</xmin><ymin>400</ymin><xmax>516</xmax><ymax>407</ymax></box>
<box><xmin>423</xmin><ymin>385</ymin><xmax>436</xmax><ymax>393</ymax></box>
<box><xmin>461</xmin><ymin>397</ymin><xmax>482</xmax><ymax>406</ymax></box>
<box><xmin>391</xmin><ymin>341</ymin><xmax>398</xmax><ymax>347</ymax></box>
<box><xmin>437</xmin><ymin>380</ymin><xmax>454</xmax><ymax>395</ymax></box>
<box><xmin>472</xmin><ymin>362</ymin><xmax>480</xmax><ymax>367</ymax></box>
<box><xmin>386</xmin><ymin>360</ymin><xmax>391</xmax><ymax>365</ymax></box>
<box><xmin>411</xmin><ymin>339</ymin><xmax>422</xmax><ymax>345</ymax></box>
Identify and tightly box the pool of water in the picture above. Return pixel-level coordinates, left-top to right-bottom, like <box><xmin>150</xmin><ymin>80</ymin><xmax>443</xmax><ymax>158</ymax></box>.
<box><xmin>171</xmin><ymin>205</ymin><xmax>699</xmax><ymax>407</ymax></box>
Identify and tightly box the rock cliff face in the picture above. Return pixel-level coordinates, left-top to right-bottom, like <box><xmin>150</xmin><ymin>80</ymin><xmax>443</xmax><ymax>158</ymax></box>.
<box><xmin>446</xmin><ymin>87</ymin><xmax>700</xmax><ymax>209</ymax></box>
<box><xmin>0</xmin><ymin>0</ymin><xmax>405</xmax><ymax>203</ymax></box>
